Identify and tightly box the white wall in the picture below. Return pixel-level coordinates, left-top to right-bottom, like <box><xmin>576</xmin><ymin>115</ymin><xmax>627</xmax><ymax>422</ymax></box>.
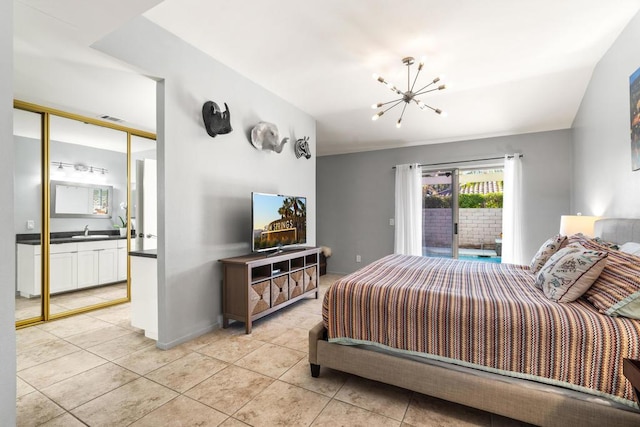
<box><xmin>0</xmin><ymin>0</ymin><xmax>16</xmax><ymax>422</ymax></box>
<box><xmin>572</xmin><ymin>11</ymin><xmax>640</xmax><ymax>217</ymax></box>
<box><xmin>94</xmin><ymin>17</ymin><xmax>316</xmax><ymax>348</ymax></box>
<box><xmin>318</xmin><ymin>130</ymin><xmax>571</xmax><ymax>274</ymax></box>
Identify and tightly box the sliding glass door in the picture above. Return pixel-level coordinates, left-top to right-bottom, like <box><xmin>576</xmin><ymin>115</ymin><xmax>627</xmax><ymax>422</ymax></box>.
<box><xmin>422</xmin><ymin>169</ymin><xmax>458</xmax><ymax>258</ymax></box>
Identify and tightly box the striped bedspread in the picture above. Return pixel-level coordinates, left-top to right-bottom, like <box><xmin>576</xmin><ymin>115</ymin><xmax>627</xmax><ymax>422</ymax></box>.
<box><xmin>322</xmin><ymin>254</ymin><xmax>640</xmax><ymax>406</ymax></box>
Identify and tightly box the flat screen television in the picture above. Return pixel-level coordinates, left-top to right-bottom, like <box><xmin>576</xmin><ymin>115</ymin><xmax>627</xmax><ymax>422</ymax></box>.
<box><xmin>252</xmin><ymin>192</ymin><xmax>307</xmax><ymax>252</ymax></box>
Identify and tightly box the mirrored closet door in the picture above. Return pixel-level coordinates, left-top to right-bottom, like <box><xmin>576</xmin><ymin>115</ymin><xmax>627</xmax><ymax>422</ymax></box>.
<box><xmin>14</xmin><ymin>102</ymin><xmax>156</xmax><ymax>327</ymax></box>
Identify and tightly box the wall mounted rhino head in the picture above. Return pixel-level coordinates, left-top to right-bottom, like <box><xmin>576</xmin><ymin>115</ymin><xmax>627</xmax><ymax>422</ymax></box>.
<box><xmin>202</xmin><ymin>101</ymin><xmax>232</xmax><ymax>137</ymax></box>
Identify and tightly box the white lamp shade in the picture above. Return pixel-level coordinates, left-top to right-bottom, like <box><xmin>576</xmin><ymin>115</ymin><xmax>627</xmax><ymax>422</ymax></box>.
<box><xmin>559</xmin><ymin>215</ymin><xmax>600</xmax><ymax>238</ymax></box>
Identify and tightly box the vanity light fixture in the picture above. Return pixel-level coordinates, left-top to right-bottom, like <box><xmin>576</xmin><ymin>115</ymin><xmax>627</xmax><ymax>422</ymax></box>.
<box><xmin>371</xmin><ymin>56</ymin><xmax>447</xmax><ymax>128</ymax></box>
<box><xmin>51</xmin><ymin>161</ymin><xmax>108</xmax><ymax>175</ymax></box>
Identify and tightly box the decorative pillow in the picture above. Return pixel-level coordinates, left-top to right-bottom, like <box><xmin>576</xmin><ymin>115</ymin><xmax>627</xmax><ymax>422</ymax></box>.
<box><xmin>535</xmin><ymin>244</ymin><xmax>608</xmax><ymax>303</ymax></box>
<box><xmin>530</xmin><ymin>234</ymin><xmax>568</xmax><ymax>276</ymax></box>
<box><xmin>568</xmin><ymin>234</ymin><xmax>640</xmax><ymax>319</ymax></box>
<box><xmin>592</xmin><ymin>236</ymin><xmax>619</xmax><ymax>250</ymax></box>
<box><xmin>619</xmin><ymin>242</ymin><xmax>640</xmax><ymax>256</ymax></box>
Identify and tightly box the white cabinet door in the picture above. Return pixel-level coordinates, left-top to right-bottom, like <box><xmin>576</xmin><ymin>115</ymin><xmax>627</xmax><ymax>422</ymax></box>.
<box><xmin>98</xmin><ymin>248</ymin><xmax>118</xmax><ymax>284</ymax></box>
<box><xmin>117</xmin><ymin>246</ymin><xmax>127</xmax><ymax>281</ymax></box>
<box><xmin>50</xmin><ymin>252</ymin><xmax>78</xmax><ymax>293</ymax></box>
<box><xmin>77</xmin><ymin>250</ymin><xmax>98</xmax><ymax>288</ymax></box>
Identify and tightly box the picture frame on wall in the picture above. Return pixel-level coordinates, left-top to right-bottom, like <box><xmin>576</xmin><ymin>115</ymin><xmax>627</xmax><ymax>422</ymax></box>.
<box><xmin>630</xmin><ymin>66</ymin><xmax>640</xmax><ymax>171</ymax></box>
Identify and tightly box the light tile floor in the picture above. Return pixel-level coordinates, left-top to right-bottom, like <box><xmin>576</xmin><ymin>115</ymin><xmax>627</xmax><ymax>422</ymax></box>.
<box><xmin>16</xmin><ymin>274</ymin><xmax>534</xmax><ymax>426</ymax></box>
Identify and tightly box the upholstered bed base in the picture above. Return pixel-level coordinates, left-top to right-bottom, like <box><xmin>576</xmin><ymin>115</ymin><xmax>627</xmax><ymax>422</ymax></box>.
<box><xmin>309</xmin><ymin>322</ymin><xmax>640</xmax><ymax>426</ymax></box>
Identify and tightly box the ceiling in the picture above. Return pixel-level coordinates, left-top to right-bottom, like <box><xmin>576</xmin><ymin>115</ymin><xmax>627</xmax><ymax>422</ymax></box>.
<box><xmin>13</xmin><ymin>0</ymin><xmax>640</xmax><ymax>156</ymax></box>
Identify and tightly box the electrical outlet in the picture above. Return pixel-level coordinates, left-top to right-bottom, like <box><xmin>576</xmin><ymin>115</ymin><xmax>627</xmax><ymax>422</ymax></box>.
<box><xmin>389</xmin><ymin>218</ymin><xmax>395</xmax><ymax>226</ymax></box>
<box><xmin>356</xmin><ymin>255</ymin><xmax>362</xmax><ymax>263</ymax></box>
<box><xmin>26</xmin><ymin>220</ymin><xmax>34</xmax><ymax>230</ymax></box>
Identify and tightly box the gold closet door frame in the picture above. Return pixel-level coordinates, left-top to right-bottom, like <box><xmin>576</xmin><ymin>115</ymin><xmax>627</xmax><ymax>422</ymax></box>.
<box><xmin>14</xmin><ymin>100</ymin><xmax>156</xmax><ymax>328</ymax></box>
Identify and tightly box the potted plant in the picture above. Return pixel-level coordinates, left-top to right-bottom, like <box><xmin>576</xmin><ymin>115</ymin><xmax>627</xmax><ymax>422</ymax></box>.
<box><xmin>115</xmin><ymin>202</ymin><xmax>128</xmax><ymax>237</ymax></box>
<box><xmin>114</xmin><ymin>215</ymin><xmax>127</xmax><ymax>236</ymax></box>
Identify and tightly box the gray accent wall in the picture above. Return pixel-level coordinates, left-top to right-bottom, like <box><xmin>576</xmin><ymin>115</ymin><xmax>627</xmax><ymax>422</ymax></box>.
<box><xmin>318</xmin><ymin>130</ymin><xmax>571</xmax><ymax>274</ymax></box>
<box><xmin>1</xmin><ymin>0</ymin><xmax>16</xmax><ymax>423</ymax></box>
<box><xmin>93</xmin><ymin>17</ymin><xmax>316</xmax><ymax>349</ymax></box>
<box><xmin>572</xmin><ymin>11</ymin><xmax>640</xmax><ymax>217</ymax></box>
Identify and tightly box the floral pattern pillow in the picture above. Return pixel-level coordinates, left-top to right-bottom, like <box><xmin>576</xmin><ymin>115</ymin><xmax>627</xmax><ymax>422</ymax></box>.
<box><xmin>535</xmin><ymin>244</ymin><xmax>608</xmax><ymax>303</ymax></box>
<box><xmin>530</xmin><ymin>234</ymin><xmax>568</xmax><ymax>276</ymax></box>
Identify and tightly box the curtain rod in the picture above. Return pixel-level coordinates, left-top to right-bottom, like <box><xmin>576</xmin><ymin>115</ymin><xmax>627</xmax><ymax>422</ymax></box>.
<box><xmin>392</xmin><ymin>154</ymin><xmax>523</xmax><ymax>169</ymax></box>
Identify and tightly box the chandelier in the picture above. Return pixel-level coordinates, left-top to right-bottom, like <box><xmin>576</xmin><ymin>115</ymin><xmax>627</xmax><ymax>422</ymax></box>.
<box><xmin>371</xmin><ymin>56</ymin><xmax>446</xmax><ymax>128</ymax></box>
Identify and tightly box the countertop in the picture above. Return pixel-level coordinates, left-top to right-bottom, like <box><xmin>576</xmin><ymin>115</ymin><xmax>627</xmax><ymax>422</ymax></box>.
<box><xmin>16</xmin><ymin>231</ymin><xmax>128</xmax><ymax>245</ymax></box>
<box><xmin>129</xmin><ymin>249</ymin><xmax>157</xmax><ymax>259</ymax></box>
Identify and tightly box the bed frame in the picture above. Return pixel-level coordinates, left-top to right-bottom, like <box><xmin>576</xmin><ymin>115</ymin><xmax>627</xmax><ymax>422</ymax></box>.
<box><xmin>309</xmin><ymin>218</ymin><xmax>640</xmax><ymax>426</ymax></box>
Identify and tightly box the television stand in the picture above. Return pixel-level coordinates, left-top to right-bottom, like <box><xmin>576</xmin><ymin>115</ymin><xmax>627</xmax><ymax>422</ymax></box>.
<box><xmin>219</xmin><ymin>247</ymin><xmax>320</xmax><ymax>333</ymax></box>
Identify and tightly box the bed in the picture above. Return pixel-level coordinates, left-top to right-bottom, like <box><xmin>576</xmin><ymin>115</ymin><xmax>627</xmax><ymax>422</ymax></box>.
<box><xmin>309</xmin><ymin>218</ymin><xmax>640</xmax><ymax>426</ymax></box>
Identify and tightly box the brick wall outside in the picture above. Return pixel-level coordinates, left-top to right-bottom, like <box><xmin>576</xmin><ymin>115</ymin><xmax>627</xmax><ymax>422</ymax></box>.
<box><xmin>423</xmin><ymin>208</ymin><xmax>502</xmax><ymax>249</ymax></box>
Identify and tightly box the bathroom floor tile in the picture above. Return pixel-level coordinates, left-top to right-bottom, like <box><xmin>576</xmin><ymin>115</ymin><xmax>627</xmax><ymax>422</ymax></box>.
<box><xmin>312</xmin><ymin>399</ymin><xmax>401</xmax><ymax>427</ymax></box>
<box><xmin>113</xmin><ymin>342</ymin><xmax>190</xmax><ymax>375</ymax></box>
<box><xmin>270</xmin><ymin>326</ymin><xmax>311</xmax><ymax>352</ymax></box>
<box><xmin>16</xmin><ymin>327</ymin><xmax>60</xmax><ymax>352</ymax></box>
<box><xmin>185</xmin><ymin>365</ymin><xmax>273</xmax><ymax>415</ymax></box>
<box><xmin>279</xmin><ymin>359</ymin><xmax>349</xmax><ymax>398</ymax></box>
<box><xmin>38</xmin><ymin>314</ymin><xmax>112</xmax><ymax>338</ymax></box>
<box><xmin>234</xmin><ymin>380</ymin><xmax>329</xmax><ymax>427</ymax></box>
<box><xmin>64</xmin><ymin>324</ymin><xmax>132</xmax><ymax>349</ymax></box>
<box><xmin>16</xmin><ymin>339</ymin><xmax>80</xmax><ymax>371</ymax></box>
<box><xmin>234</xmin><ymin>342</ymin><xmax>305</xmax><ymax>378</ymax></box>
<box><xmin>18</xmin><ymin>349</ymin><xmax>106</xmax><ymax>389</ymax></box>
<box><xmin>334</xmin><ymin>376</ymin><xmax>412</xmax><ymax>421</ymax></box>
<box><xmin>86</xmin><ymin>330</ymin><xmax>155</xmax><ymax>360</ymax></box>
<box><xmin>402</xmin><ymin>393</ymin><xmax>491</xmax><ymax>427</ymax></box>
<box><xmin>71</xmin><ymin>377</ymin><xmax>177</xmax><ymax>426</ymax></box>
<box><xmin>16</xmin><ymin>391</ymin><xmax>65</xmax><ymax>427</ymax></box>
<box><xmin>129</xmin><ymin>395</ymin><xmax>228</xmax><ymax>426</ymax></box>
<box><xmin>39</xmin><ymin>412</ymin><xmax>87</xmax><ymax>427</ymax></box>
<box><xmin>145</xmin><ymin>351</ymin><xmax>227</xmax><ymax>393</ymax></box>
<box><xmin>41</xmin><ymin>362</ymin><xmax>139</xmax><ymax>410</ymax></box>
<box><xmin>16</xmin><ymin>376</ymin><xmax>36</xmax><ymax>398</ymax></box>
<box><xmin>196</xmin><ymin>335</ymin><xmax>265</xmax><ymax>363</ymax></box>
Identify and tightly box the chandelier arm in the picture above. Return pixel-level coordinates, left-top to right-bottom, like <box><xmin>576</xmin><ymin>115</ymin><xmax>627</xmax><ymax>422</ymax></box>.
<box><xmin>413</xmin><ymin>98</ymin><xmax>441</xmax><ymax>113</ymax></box>
<box><xmin>376</xmin><ymin>97</ymin><xmax>405</xmax><ymax>108</ymax></box>
<box><xmin>414</xmin><ymin>81</ymin><xmax>436</xmax><ymax>94</ymax></box>
<box><xmin>398</xmin><ymin>102</ymin><xmax>409</xmax><ymax>124</ymax></box>
<box><xmin>414</xmin><ymin>87</ymin><xmax>441</xmax><ymax>97</ymax></box>
<box><xmin>377</xmin><ymin>77</ymin><xmax>404</xmax><ymax>96</ymax></box>
<box><xmin>409</xmin><ymin>65</ymin><xmax>423</xmax><ymax>93</ymax></box>
<box><xmin>380</xmin><ymin>99</ymin><xmax>405</xmax><ymax>114</ymax></box>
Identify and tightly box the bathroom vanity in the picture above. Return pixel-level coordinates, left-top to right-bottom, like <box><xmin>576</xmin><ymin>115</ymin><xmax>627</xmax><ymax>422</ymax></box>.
<box><xmin>16</xmin><ymin>233</ymin><xmax>128</xmax><ymax>298</ymax></box>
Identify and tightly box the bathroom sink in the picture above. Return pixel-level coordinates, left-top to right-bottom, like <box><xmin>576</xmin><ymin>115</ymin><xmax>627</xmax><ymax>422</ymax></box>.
<box><xmin>72</xmin><ymin>235</ymin><xmax>110</xmax><ymax>239</ymax></box>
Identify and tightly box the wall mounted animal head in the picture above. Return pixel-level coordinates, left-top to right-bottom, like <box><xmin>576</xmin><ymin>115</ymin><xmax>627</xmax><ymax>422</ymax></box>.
<box><xmin>295</xmin><ymin>136</ymin><xmax>312</xmax><ymax>159</ymax></box>
<box><xmin>250</xmin><ymin>122</ymin><xmax>289</xmax><ymax>153</ymax></box>
<box><xmin>202</xmin><ymin>101</ymin><xmax>232</xmax><ymax>137</ymax></box>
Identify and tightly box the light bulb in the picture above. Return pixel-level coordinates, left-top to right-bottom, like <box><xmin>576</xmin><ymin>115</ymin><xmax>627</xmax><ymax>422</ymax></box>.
<box><xmin>372</xmin><ymin>73</ymin><xmax>378</xmax><ymax>80</ymax></box>
<box><xmin>371</xmin><ymin>103</ymin><xmax>382</xmax><ymax>109</ymax></box>
<box><xmin>396</xmin><ymin>119</ymin><xmax>402</xmax><ymax>128</ymax></box>
<box><xmin>372</xmin><ymin>111</ymin><xmax>384</xmax><ymax>121</ymax></box>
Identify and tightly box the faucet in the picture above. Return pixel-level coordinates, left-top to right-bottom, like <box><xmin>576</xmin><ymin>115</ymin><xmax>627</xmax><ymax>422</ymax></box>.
<box><xmin>84</xmin><ymin>225</ymin><xmax>89</xmax><ymax>236</ymax></box>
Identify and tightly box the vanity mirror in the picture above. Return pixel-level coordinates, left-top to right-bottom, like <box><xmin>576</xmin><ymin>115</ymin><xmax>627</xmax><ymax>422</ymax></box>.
<box><xmin>50</xmin><ymin>180</ymin><xmax>113</xmax><ymax>218</ymax></box>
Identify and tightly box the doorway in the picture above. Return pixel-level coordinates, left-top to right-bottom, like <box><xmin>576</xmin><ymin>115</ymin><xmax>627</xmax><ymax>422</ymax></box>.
<box><xmin>422</xmin><ymin>167</ymin><xmax>504</xmax><ymax>262</ymax></box>
<box><xmin>14</xmin><ymin>101</ymin><xmax>156</xmax><ymax>327</ymax></box>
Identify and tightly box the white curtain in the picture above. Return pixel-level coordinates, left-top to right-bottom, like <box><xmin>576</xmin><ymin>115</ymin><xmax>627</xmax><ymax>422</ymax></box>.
<box><xmin>502</xmin><ymin>154</ymin><xmax>524</xmax><ymax>264</ymax></box>
<box><xmin>394</xmin><ymin>164</ymin><xmax>423</xmax><ymax>256</ymax></box>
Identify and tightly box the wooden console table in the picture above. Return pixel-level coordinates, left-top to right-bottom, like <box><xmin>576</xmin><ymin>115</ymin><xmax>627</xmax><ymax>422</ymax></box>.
<box><xmin>219</xmin><ymin>247</ymin><xmax>320</xmax><ymax>333</ymax></box>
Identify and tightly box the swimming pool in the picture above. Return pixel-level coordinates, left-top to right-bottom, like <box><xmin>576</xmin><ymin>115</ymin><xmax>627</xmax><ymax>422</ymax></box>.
<box><xmin>458</xmin><ymin>255</ymin><xmax>502</xmax><ymax>263</ymax></box>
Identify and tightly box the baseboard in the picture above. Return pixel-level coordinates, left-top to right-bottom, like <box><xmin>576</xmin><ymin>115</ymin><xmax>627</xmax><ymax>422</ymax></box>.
<box><xmin>156</xmin><ymin>321</ymin><xmax>220</xmax><ymax>350</ymax></box>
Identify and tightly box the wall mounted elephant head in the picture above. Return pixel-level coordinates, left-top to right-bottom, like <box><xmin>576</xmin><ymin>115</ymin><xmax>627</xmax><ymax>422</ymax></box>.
<box><xmin>250</xmin><ymin>122</ymin><xmax>289</xmax><ymax>153</ymax></box>
<box><xmin>202</xmin><ymin>101</ymin><xmax>233</xmax><ymax>137</ymax></box>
